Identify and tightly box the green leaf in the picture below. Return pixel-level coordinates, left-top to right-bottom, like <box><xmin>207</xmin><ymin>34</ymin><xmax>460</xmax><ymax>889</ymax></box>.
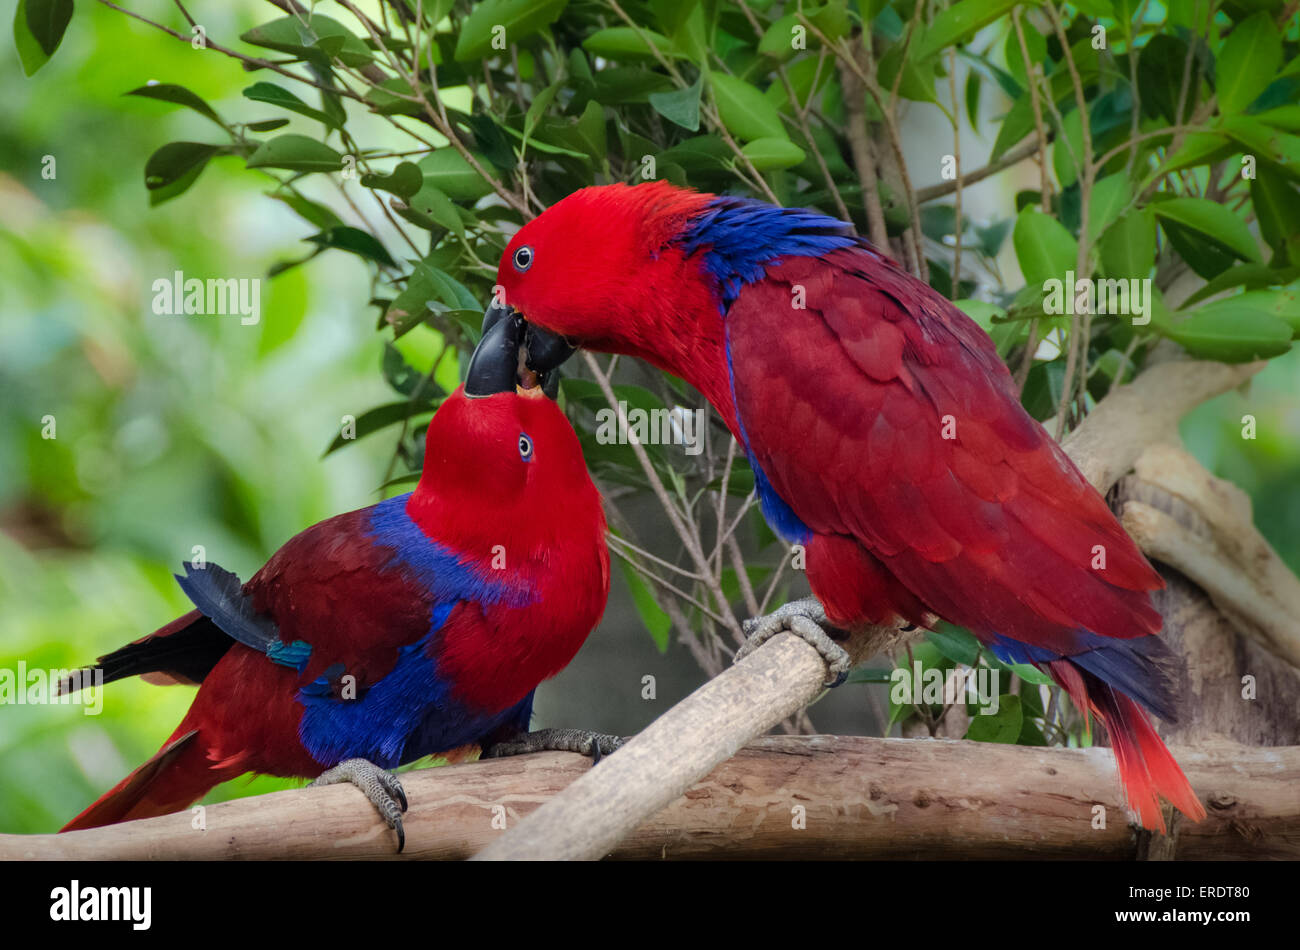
<box><xmin>385</xmin><ymin>278</ymin><xmax>440</xmax><ymax>338</ymax></box>
<box><xmin>243</xmin><ymin>82</ymin><xmax>341</xmax><ymax>129</ymax></box>
<box><xmin>845</xmin><ymin>668</ymin><xmax>894</xmax><ymax>685</ymax></box>
<box><xmin>268</xmin><ymin>192</ymin><xmax>344</xmax><ymax>230</ymax></box>
<box><xmin>711</xmin><ymin>73</ymin><xmax>787</xmax><ymax>142</ymax></box>
<box><xmin>454</xmin><ymin>0</ymin><xmax>568</xmax><ymax>61</ymax></box>
<box><xmin>926</xmin><ymin>623</ymin><xmax>982</xmax><ymax>666</ymax></box>
<box><xmin>1157</xmin><ymin>131</ymin><xmax>1233</xmax><ymax>176</ymax></box>
<box><xmin>583</xmin><ymin>26</ymin><xmax>680</xmax><ymax>59</ymax></box>
<box><xmin>143</xmin><ymin>142</ymin><xmax>228</xmax><ymax>205</ymax></box>
<box><xmin>1153</xmin><ymin>197</ymin><xmax>1261</xmax><ymax>263</ymax></box>
<box><xmin>240</xmin><ymin>14</ymin><xmax>373</xmax><ymax>68</ymax></box>
<box><xmin>1226</xmin><ymin>287</ymin><xmax>1300</xmax><ymax>335</ymax></box>
<box><xmin>126</xmin><ymin>83</ymin><xmax>222</xmax><ymax>126</ymax></box>
<box><xmin>1100</xmin><ymin>207</ymin><xmax>1156</xmax><ymax>279</ymax></box>
<box><xmin>247</xmin><ymin>119</ymin><xmax>291</xmax><ymax>132</ymax></box>
<box><xmin>990</xmin><ymin>93</ymin><xmax>1034</xmax><ymax>163</ymax></box>
<box><xmin>363</xmin><ymin>77</ymin><xmax>428</xmax><ymax>118</ymax></box>
<box><xmin>593</xmin><ymin>66</ymin><xmax>676</xmax><ymax>104</ymax></box>
<box><xmin>1183</xmin><ymin>262</ymin><xmax>1296</xmax><ymax>307</ymax></box>
<box><xmin>1160</xmin><ymin>306</ymin><xmax>1292</xmax><ymax>361</ymax></box>
<box><xmin>1255</xmin><ymin>104</ymin><xmax>1300</xmax><ymax>132</ymax></box>
<box><xmin>806</xmin><ymin>0</ymin><xmax>851</xmax><ymax>41</ymax></box>
<box><xmin>323</xmin><ymin>401</ymin><xmax>436</xmax><ymax>456</ymax></box>
<box><xmin>1052</xmin><ymin>107</ymin><xmax>1085</xmax><ymax>189</ymax></box>
<box><xmin>916</xmin><ymin>0</ymin><xmax>1036</xmax><ymax>62</ymax></box>
<box><xmin>246</xmin><ymin>134</ymin><xmax>343</xmax><ymax>173</ymax></box>
<box><xmin>964</xmin><ymin>69</ymin><xmax>983</xmax><ymax>126</ymax></box>
<box><xmin>575</xmin><ymin>100</ymin><xmax>608</xmax><ymax>159</ymax></box>
<box><xmin>384</xmin><ymin>262</ymin><xmax>480</xmax><ymax>337</ymax></box>
<box><xmin>965</xmin><ymin>694</ymin><xmax>1023</xmax><ymax>744</ymax></box>
<box><xmin>740</xmin><ymin>137</ymin><xmax>805</xmax><ymax>170</ymax></box>
<box><xmin>1251</xmin><ymin>168</ymin><xmax>1300</xmax><ymax>264</ymax></box>
<box><xmin>1013</xmin><ymin>209</ymin><xmax>1078</xmax><ymax>286</ymax></box>
<box><xmin>1216</xmin><ymin>12</ymin><xmax>1283</xmax><ymax>115</ymax></box>
<box><xmin>1222</xmin><ymin>116</ymin><xmax>1300</xmax><ymax>182</ymax></box>
<box><xmin>620</xmin><ymin>561</ymin><xmax>672</xmax><ymax>652</ymax></box>
<box><xmin>648</xmin><ymin>76</ymin><xmax>702</xmax><ymax>131</ymax></box>
<box><xmin>501</xmin><ymin>122</ymin><xmax>591</xmax><ymax>159</ymax></box>
<box><xmin>361</xmin><ymin>161</ymin><xmax>423</xmax><ymax>201</ymax></box>
<box><xmin>393</xmin><ymin>183</ymin><xmax>464</xmax><ymax>235</ymax></box>
<box><xmin>24</xmin><ymin>0</ymin><xmax>71</xmax><ymax>57</ymax></box>
<box><xmin>1003</xmin><ymin>23</ymin><xmax>1045</xmax><ymax>91</ymax></box>
<box><xmin>758</xmin><ymin>13</ymin><xmax>801</xmax><ymax>61</ymax></box>
<box><xmin>879</xmin><ymin>42</ymin><xmax>940</xmax><ymax>105</ymax></box>
<box><xmin>304</xmin><ymin>226</ymin><xmax>395</xmax><ymax>267</ymax></box>
<box><xmin>13</xmin><ymin>0</ymin><xmax>49</xmax><ymax>75</ymax></box>
<box><xmin>523</xmin><ymin>81</ymin><xmax>560</xmax><ymax>145</ymax></box>
<box><xmin>1003</xmin><ymin>662</ymin><xmax>1053</xmax><ymax>687</ymax></box>
<box><xmin>417</xmin><ymin>148</ymin><xmax>495</xmax><ymax>200</ymax></box>
<box><xmin>1086</xmin><ymin>173</ymin><xmax>1131</xmax><ymax>248</ymax></box>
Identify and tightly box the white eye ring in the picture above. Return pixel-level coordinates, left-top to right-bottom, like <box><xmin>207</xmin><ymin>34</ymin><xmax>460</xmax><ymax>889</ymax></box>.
<box><xmin>518</xmin><ymin>433</ymin><xmax>534</xmax><ymax>460</ymax></box>
<box><xmin>513</xmin><ymin>245</ymin><xmax>533</xmax><ymax>272</ymax></box>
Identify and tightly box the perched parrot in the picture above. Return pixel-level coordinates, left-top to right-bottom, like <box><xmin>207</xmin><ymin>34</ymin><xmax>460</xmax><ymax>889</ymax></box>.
<box><xmin>60</xmin><ymin>316</ymin><xmax>612</xmax><ymax>849</ymax></box>
<box><xmin>475</xmin><ymin>181</ymin><xmax>1205</xmax><ymax>832</ymax></box>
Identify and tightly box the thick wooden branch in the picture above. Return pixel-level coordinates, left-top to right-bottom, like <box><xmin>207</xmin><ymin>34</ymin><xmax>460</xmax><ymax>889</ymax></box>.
<box><xmin>5</xmin><ymin>737</ymin><xmax>1295</xmax><ymax>860</ymax></box>
<box><xmin>1120</xmin><ymin>443</ymin><xmax>1300</xmax><ymax>670</ymax></box>
<box><xmin>475</xmin><ymin>631</ymin><xmax>827</xmax><ymax>859</ymax></box>
<box><xmin>1060</xmin><ymin>358</ymin><xmax>1262</xmax><ymax>493</ymax></box>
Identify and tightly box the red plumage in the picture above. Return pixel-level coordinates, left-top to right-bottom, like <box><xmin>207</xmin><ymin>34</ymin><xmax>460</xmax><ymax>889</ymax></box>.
<box><xmin>63</xmin><ymin>388</ymin><xmax>609</xmax><ymax>831</ymax></box>
<box><xmin>494</xmin><ymin>181</ymin><xmax>1205</xmax><ymax>831</ymax></box>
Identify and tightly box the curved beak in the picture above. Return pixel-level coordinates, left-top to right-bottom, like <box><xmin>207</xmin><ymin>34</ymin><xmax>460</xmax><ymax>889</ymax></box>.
<box><xmin>473</xmin><ymin>301</ymin><xmax>576</xmax><ymax>399</ymax></box>
<box><xmin>464</xmin><ymin>306</ymin><xmax>524</xmax><ymax>397</ymax></box>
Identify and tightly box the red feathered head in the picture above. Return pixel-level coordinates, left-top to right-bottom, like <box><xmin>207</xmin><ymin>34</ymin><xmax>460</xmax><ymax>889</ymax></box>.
<box><xmin>409</xmin><ymin>385</ymin><xmax>606</xmax><ymax>561</ymax></box>
<box><xmin>493</xmin><ymin>182</ymin><xmax>717</xmax><ymax>356</ymax></box>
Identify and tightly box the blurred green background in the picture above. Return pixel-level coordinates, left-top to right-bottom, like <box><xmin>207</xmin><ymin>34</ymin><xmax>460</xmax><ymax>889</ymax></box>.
<box><xmin>2</xmin><ymin>1</ymin><xmax>1297</xmax><ymax>834</ymax></box>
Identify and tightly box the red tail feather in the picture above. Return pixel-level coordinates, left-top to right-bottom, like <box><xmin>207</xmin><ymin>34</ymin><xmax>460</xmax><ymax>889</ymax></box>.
<box><xmin>1049</xmin><ymin>660</ymin><xmax>1204</xmax><ymax>832</ymax></box>
<box><xmin>61</xmin><ymin>730</ymin><xmax>221</xmax><ymax>832</ymax></box>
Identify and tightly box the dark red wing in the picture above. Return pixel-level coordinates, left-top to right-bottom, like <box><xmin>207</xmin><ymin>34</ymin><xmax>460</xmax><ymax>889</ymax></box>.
<box><xmin>725</xmin><ymin>248</ymin><xmax>1162</xmax><ymax>651</ymax></box>
<box><xmin>243</xmin><ymin>507</ymin><xmax>437</xmax><ymax>692</ymax></box>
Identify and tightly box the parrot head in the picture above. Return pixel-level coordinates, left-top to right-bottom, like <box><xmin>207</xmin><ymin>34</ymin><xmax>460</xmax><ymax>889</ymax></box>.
<box><xmin>481</xmin><ymin>182</ymin><xmax>722</xmax><ymax>389</ymax></box>
<box><xmin>411</xmin><ymin>308</ymin><xmax>606</xmax><ymax>561</ymax></box>
<box><xmin>410</xmin><ymin>381</ymin><xmax>606</xmax><ymax>564</ymax></box>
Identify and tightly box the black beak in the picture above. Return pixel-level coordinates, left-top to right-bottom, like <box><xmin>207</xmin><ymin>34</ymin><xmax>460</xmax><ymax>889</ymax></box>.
<box><xmin>464</xmin><ymin>306</ymin><xmax>523</xmax><ymax>397</ymax></box>
<box><xmin>473</xmin><ymin>301</ymin><xmax>575</xmax><ymax>399</ymax></box>
<box><xmin>522</xmin><ymin>322</ymin><xmax>576</xmax><ymax>378</ymax></box>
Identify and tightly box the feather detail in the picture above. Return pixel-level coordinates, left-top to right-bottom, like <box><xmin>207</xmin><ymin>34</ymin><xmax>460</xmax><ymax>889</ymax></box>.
<box><xmin>174</xmin><ymin>561</ymin><xmax>287</xmax><ymax>657</ymax></box>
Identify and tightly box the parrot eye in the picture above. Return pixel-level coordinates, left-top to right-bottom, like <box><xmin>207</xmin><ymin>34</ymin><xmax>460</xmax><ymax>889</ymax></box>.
<box><xmin>518</xmin><ymin>433</ymin><xmax>534</xmax><ymax>461</ymax></box>
<box><xmin>513</xmin><ymin>245</ymin><xmax>534</xmax><ymax>272</ymax></box>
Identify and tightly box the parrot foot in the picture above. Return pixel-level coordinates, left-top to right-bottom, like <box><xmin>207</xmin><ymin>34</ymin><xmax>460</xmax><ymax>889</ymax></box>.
<box><xmin>737</xmin><ymin>597</ymin><xmax>851</xmax><ymax>688</ymax></box>
<box><xmin>482</xmin><ymin>728</ymin><xmax>626</xmax><ymax>765</ymax></box>
<box><xmin>310</xmin><ymin>758</ymin><xmax>408</xmax><ymax>853</ymax></box>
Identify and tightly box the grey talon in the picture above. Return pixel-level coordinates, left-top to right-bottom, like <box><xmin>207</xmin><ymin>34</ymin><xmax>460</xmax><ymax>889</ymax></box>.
<box><xmin>735</xmin><ymin>597</ymin><xmax>851</xmax><ymax>689</ymax></box>
<box><xmin>484</xmin><ymin>728</ymin><xmax>625</xmax><ymax>762</ymax></box>
<box><xmin>310</xmin><ymin>757</ymin><xmax>409</xmax><ymax>853</ymax></box>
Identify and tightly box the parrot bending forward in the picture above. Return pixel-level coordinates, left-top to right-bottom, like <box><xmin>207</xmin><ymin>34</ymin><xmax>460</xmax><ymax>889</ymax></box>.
<box><xmin>473</xmin><ymin>181</ymin><xmax>1205</xmax><ymax>832</ymax></box>
<box><xmin>60</xmin><ymin>319</ymin><xmax>612</xmax><ymax>849</ymax></box>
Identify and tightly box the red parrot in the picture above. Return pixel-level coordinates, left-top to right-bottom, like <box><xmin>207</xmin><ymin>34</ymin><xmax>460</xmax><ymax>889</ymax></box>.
<box><xmin>475</xmin><ymin>181</ymin><xmax>1205</xmax><ymax>832</ymax></box>
<box><xmin>60</xmin><ymin>318</ymin><xmax>613</xmax><ymax>849</ymax></box>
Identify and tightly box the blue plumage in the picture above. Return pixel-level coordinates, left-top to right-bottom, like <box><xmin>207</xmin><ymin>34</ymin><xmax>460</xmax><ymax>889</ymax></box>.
<box><xmin>989</xmin><ymin>632</ymin><xmax>1176</xmax><ymax>721</ymax></box>
<box><xmin>676</xmin><ymin>195</ymin><xmax>864</xmax><ymax>309</ymax></box>
<box><xmin>367</xmin><ymin>494</ymin><xmax>533</xmax><ymax>610</ymax></box>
